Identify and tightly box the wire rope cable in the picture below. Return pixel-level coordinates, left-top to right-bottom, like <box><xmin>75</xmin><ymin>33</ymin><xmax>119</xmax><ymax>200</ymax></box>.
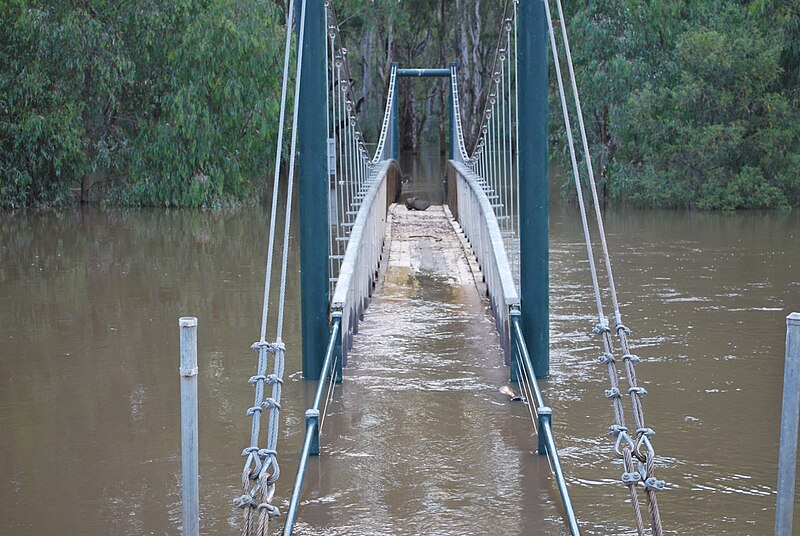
<box><xmin>234</xmin><ymin>3</ymin><xmax>308</xmax><ymax>535</ymax></box>
<box><xmin>542</xmin><ymin>0</ymin><xmax>665</xmax><ymax>532</ymax></box>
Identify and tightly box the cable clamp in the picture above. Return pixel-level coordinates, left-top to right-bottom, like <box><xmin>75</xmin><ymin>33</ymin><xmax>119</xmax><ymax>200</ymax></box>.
<box><xmin>628</xmin><ymin>386</ymin><xmax>648</xmax><ymax>397</ymax></box>
<box><xmin>605</xmin><ymin>387</ymin><xmax>622</xmax><ymax>399</ymax></box>
<box><xmin>246</xmin><ymin>406</ymin><xmax>263</xmax><ymax>416</ymax></box>
<box><xmin>637</xmin><ymin>427</ymin><xmax>656</xmax><ymax>438</ymax></box>
<box><xmin>643</xmin><ymin>476</ymin><xmax>666</xmax><ymax>492</ymax></box>
<box><xmin>593</xmin><ymin>319</ymin><xmax>610</xmax><ymax>334</ymax></box>
<box><xmin>265</xmin><ymin>374</ymin><xmax>284</xmax><ymax>385</ymax></box>
<box><xmin>598</xmin><ymin>353</ymin><xmax>615</xmax><ymax>365</ymax></box>
<box><xmin>257</xmin><ymin>502</ymin><xmax>281</xmax><ymax>517</ymax></box>
<box><xmin>241</xmin><ymin>446</ymin><xmax>259</xmax><ymax>457</ymax></box>
<box><xmin>262</xmin><ymin>398</ymin><xmax>281</xmax><ymax>411</ymax></box>
<box><xmin>234</xmin><ymin>494</ymin><xmax>257</xmax><ymax>509</ymax></box>
<box><xmin>248</xmin><ymin>375</ymin><xmax>266</xmax><ymax>384</ymax></box>
<box><xmin>608</xmin><ymin>424</ymin><xmax>628</xmax><ymax>437</ymax></box>
<box><xmin>621</xmin><ymin>471</ymin><xmax>641</xmax><ymax>485</ymax></box>
<box><xmin>251</xmin><ymin>341</ymin><xmax>277</xmax><ymax>352</ymax></box>
<box><xmin>622</xmin><ymin>354</ymin><xmax>640</xmax><ymax>363</ymax></box>
<box><xmin>616</xmin><ymin>323</ymin><xmax>631</xmax><ymax>335</ymax></box>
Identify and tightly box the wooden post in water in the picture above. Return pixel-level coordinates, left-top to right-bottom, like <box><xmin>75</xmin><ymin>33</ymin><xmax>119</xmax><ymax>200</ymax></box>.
<box><xmin>776</xmin><ymin>312</ymin><xmax>800</xmax><ymax>535</ymax></box>
<box><xmin>179</xmin><ymin>317</ymin><xmax>199</xmax><ymax>536</ymax></box>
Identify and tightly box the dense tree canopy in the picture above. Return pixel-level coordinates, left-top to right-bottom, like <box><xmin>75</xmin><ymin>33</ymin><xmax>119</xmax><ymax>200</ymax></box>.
<box><xmin>563</xmin><ymin>0</ymin><xmax>800</xmax><ymax>208</ymax></box>
<box><xmin>1</xmin><ymin>0</ymin><xmax>799</xmax><ymax>209</ymax></box>
<box><xmin>0</xmin><ymin>0</ymin><xmax>284</xmax><ymax>208</ymax></box>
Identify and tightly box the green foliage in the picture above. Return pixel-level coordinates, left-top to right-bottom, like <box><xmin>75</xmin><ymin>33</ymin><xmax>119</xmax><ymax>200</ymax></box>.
<box><xmin>3</xmin><ymin>0</ymin><xmax>800</xmax><ymax>209</ymax></box>
<box><xmin>560</xmin><ymin>0</ymin><xmax>800</xmax><ymax>209</ymax></box>
<box><xmin>0</xmin><ymin>0</ymin><xmax>283</xmax><ymax>208</ymax></box>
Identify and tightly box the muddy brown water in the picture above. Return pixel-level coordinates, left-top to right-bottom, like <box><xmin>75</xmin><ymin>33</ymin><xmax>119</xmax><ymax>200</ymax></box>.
<box><xmin>0</xmin><ymin>154</ymin><xmax>798</xmax><ymax>534</ymax></box>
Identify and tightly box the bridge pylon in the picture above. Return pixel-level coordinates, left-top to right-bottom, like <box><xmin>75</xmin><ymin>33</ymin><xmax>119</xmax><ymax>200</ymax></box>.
<box><xmin>517</xmin><ymin>0</ymin><xmax>549</xmax><ymax>378</ymax></box>
<box><xmin>297</xmin><ymin>0</ymin><xmax>330</xmax><ymax>379</ymax></box>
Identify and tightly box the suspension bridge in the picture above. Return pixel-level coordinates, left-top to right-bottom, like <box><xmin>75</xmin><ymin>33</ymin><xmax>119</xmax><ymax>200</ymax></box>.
<box><xmin>215</xmin><ymin>1</ymin><xmax>668</xmax><ymax>535</ymax></box>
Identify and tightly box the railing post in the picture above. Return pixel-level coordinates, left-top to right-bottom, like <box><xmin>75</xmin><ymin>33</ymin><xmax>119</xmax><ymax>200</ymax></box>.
<box><xmin>297</xmin><ymin>0</ymin><xmax>330</xmax><ymax>379</ymax></box>
<box><xmin>537</xmin><ymin>406</ymin><xmax>552</xmax><ymax>456</ymax></box>
<box><xmin>179</xmin><ymin>317</ymin><xmax>199</xmax><ymax>536</ymax></box>
<box><xmin>510</xmin><ymin>308</ymin><xmax>521</xmax><ymax>382</ymax></box>
<box><xmin>333</xmin><ymin>311</ymin><xmax>343</xmax><ymax>384</ymax></box>
<box><xmin>306</xmin><ymin>409</ymin><xmax>321</xmax><ymax>456</ymax></box>
<box><xmin>517</xmin><ymin>0</ymin><xmax>549</xmax><ymax>378</ymax></box>
<box><xmin>776</xmin><ymin>312</ymin><xmax>800</xmax><ymax>535</ymax></box>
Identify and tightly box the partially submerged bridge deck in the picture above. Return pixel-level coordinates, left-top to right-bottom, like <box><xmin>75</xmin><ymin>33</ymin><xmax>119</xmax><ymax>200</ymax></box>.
<box><xmin>294</xmin><ymin>205</ymin><xmax>568</xmax><ymax>533</ymax></box>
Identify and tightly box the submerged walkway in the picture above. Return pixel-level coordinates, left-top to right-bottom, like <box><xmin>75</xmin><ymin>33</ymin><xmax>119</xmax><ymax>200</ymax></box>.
<box><xmin>293</xmin><ymin>205</ymin><xmax>568</xmax><ymax>534</ymax></box>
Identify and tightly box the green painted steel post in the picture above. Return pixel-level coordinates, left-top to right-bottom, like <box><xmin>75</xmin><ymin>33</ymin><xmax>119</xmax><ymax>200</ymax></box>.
<box><xmin>517</xmin><ymin>0</ymin><xmax>549</xmax><ymax>378</ymax></box>
<box><xmin>448</xmin><ymin>62</ymin><xmax>457</xmax><ymax>160</ymax></box>
<box><xmin>537</xmin><ymin>407</ymin><xmax>552</xmax><ymax>455</ymax></box>
<box><xmin>391</xmin><ymin>62</ymin><xmax>400</xmax><ymax>160</ymax></box>
<box><xmin>306</xmin><ymin>409</ymin><xmax>320</xmax><ymax>456</ymax></box>
<box><xmin>297</xmin><ymin>0</ymin><xmax>329</xmax><ymax>380</ymax></box>
<box><xmin>333</xmin><ymin>312</ymin><xmax>343</xmax><ymax>384</ymax></box>
<box><xmin>510</xmin><ymin>308</ymin><xmax>521</xmax><ymax>382</ymax></box>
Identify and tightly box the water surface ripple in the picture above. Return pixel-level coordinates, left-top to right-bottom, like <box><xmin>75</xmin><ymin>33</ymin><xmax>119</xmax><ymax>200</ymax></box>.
<box><xmin>0</xmin><ymin>169</ymin><xmax>798</xmax><ymax>534</ymax></box>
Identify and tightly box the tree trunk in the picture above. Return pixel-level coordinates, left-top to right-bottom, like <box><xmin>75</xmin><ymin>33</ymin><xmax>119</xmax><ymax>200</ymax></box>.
<box><xmin>361</xmin><ymin>29</ymin><xmax>372</xmax><ymax>122</ymax></box>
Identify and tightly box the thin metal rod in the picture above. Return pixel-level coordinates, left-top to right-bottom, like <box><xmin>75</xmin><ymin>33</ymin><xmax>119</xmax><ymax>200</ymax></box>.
<box><xmin>511</xmin><ymin>314</ymin><xmax>580</xmax><ymax>535</ymax></box>
<box><xmin>542</xmin><ymin>420</ymin><xmax>581</xmax><ymax>536</ymax></box>
<box><xmin>284</xmin><ymin>317</ymin><xmax>341</xmax><ymax>534</ymax></box>
<box><xmin>283</xmin><ymin>420</ymin><xmax>316</xmax><ymax>535</ymax></box>
<box><xmin>179</xmin><ymin>317</ymin><xmax>199</xmax><ymax>536</ymax></box>
<box><xmin>511</xmin><ymin>315</ymin><xmax>545</xmax><ymax>409</ymax></box>
<box><xmin>776</xmin><ymin>312</ymin><xmax>800</xmax><ymax>535</ymax></box>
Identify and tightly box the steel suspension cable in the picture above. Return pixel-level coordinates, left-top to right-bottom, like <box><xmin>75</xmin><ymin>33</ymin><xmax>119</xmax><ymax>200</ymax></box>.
<box><xmin>234</xmin><ymin>2</ymin><xmax>305</xmax><ymax>535</ymax></box>
<box><xmin>551</xmin><ymin>0</ymin><xmax>664</xmax><ymax>531</ymax></box>
<box><xmin>258</xmin><ymin>0</ymin><xmax>295</xmax><ymax>343</ymax></box>
<box><xmin>541</xmin><ymin>0</ymin><xmax>665</xmax><ymax>532</ymax></box>
<box><xmin>540</xmin><ymin>0</ymin><xmax>647</xmax><ymax>533</ymax></box>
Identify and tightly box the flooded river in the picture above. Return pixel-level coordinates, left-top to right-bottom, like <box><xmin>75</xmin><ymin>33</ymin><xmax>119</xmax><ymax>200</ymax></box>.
<box><xmin>0</xmin><ymin>151</ymin><xmax>798</xmax><ymax>534</ymax></box>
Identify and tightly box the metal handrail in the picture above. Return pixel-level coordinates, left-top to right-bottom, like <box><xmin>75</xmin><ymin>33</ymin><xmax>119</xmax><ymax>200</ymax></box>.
<box><xmin>450</xmin><ymin>160</ymin><xmax>518</xmax><ymax>355</ymax></box>
<box><xmin>511</xmin><ymin>313</ymin><xmax>580</xmax><ymax>535</ymax></box>
<box><xmin>332</xmin><ymin>160</ymin><xmax>392</xmax><ymax>361</ymax></box>
<box><xmin>284</xmin><ymin>159</ymin><xmax>392</xmax><ymax>534</ymax></box>
<box><xmin>511</xmin><ymin>310</ymin><xmax>581</xmax><ymax>536</ymax></box>
<box><xmin>283</xmin><ymin>314</ymin><xmax>341</xmax><ymax>535</ymax></box>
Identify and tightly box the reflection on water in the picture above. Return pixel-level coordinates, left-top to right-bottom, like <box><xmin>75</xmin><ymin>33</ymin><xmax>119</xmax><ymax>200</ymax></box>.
<box><xmin>399</xmin><ymin>147</ymin><xmax>446</xmax><ymax>205</ymax></box>
<box><xmin>0</xmin><ymin>159</ymin><xmax>798</xmax><ymax>534</ymax></box>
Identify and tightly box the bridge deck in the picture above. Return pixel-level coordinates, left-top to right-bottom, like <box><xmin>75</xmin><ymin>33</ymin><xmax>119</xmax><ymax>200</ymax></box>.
<box><xmin>297</xmin><ymin>205</ymin><xmax>568</xmax><ymax>534</ymax></box>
